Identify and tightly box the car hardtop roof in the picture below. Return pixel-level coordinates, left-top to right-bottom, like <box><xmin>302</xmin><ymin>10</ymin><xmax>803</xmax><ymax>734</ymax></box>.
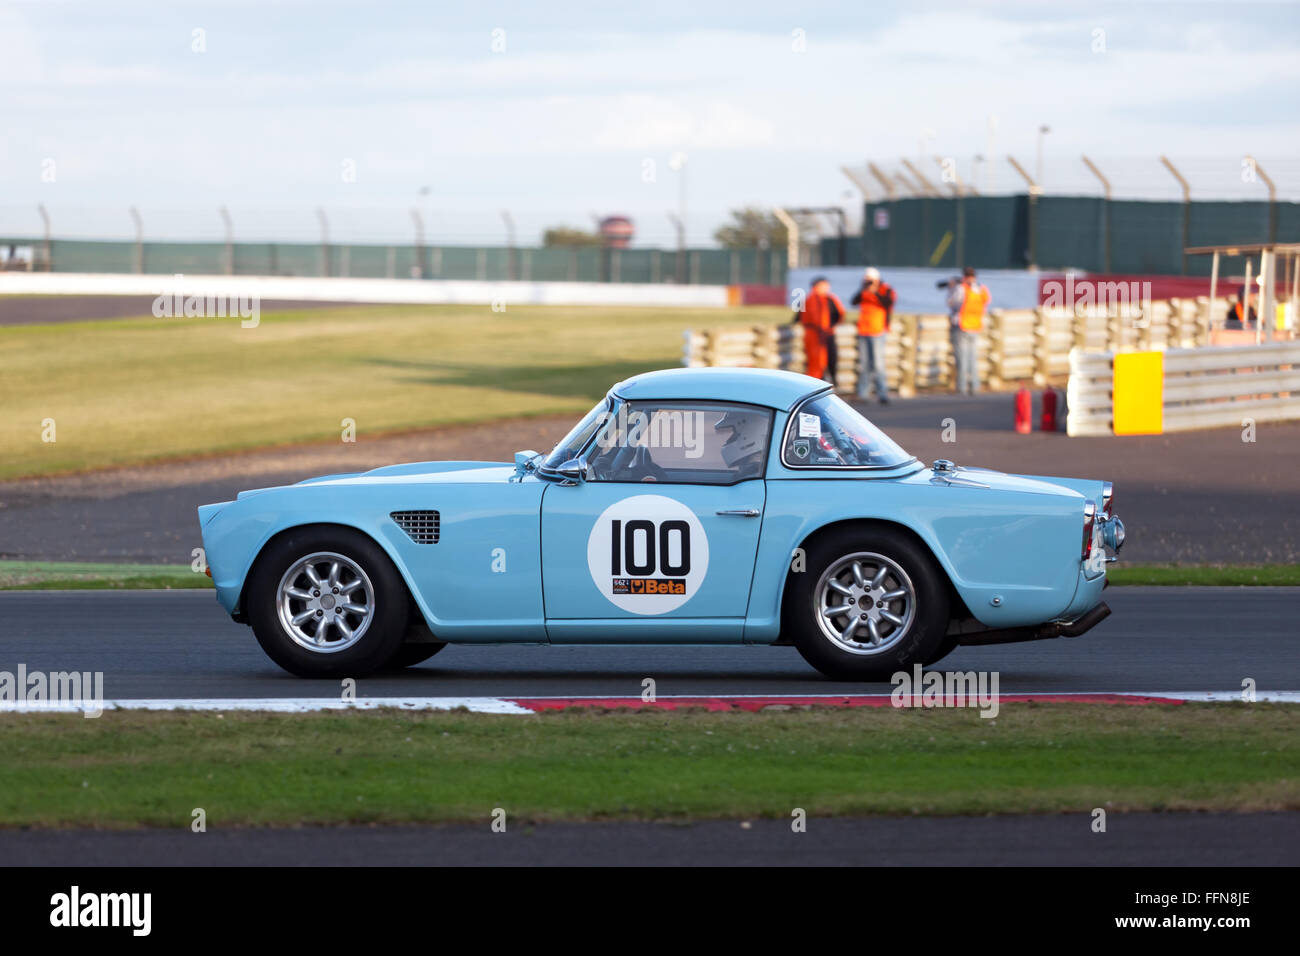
<box><xmin>611</xmin><ymin>367</ymin><xmax>829</xmax><ymax>410</ymax></box>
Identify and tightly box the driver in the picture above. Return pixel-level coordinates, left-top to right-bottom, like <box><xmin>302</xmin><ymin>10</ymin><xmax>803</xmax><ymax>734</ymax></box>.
<box><xmin>715</xmin><ymin>409</ymin><xmax>767</xmax><ymax>478</ymax></box>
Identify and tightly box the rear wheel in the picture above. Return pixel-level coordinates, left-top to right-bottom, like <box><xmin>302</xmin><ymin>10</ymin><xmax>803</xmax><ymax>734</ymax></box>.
<box><xmin>247</xmin><ymin>527</ymin><xmax>409</xmax><ymax>678</ymax></box>
<box><xmin>787</xmin><ymin>528</ymin><xmax>949</xmax><ymax>680</ymax></box>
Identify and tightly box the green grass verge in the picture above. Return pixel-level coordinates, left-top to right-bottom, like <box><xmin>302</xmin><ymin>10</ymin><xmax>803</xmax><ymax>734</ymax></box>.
<box><xmin>0</xmin><ymin>705</ymin><xmax>1294</xmax><ymax>828</ymax></box>
<box><xmin>0</xmin><ymin>560</ymin><xmax>210</xmax><ymax>591</ymax></box>
<box><xmin>1107</xmin><ymin>564</ymin><xmax>1300</xmax><ymax>586</ymax></box>
<box><xmin>0</xmin><ymin>303</ymin><xmax>784</xmax><ymax>480</ymax></box>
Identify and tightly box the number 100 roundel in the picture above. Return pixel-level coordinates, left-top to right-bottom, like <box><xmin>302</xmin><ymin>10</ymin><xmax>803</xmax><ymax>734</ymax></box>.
<box><xmin>586</xmin><ymin>495</ymin><xmax>709</xmax><ymax>614</ymax></box>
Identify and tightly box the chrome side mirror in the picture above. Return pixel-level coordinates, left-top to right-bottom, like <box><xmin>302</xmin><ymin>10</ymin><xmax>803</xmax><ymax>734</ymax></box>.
<box><xmin>555</xmin><ymin>456</ymin><xmax>588</xmax><ymax>485</ymax></box>
<box><xmin>513</xmin><ymin>450</ymin><xmax>540</xmax><ymax>478</ymax></box>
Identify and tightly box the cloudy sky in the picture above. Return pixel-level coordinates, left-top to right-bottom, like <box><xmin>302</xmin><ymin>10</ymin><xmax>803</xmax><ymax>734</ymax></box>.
<box><xmin>2</xmin><ymin>0</ymin><xmax>1298</xmax><ymax>246</ymax></box>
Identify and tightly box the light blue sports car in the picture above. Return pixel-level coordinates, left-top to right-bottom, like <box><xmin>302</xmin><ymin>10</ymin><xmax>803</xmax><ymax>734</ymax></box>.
<box><xmin>198</xmin><ymin>368</ymin><xmax>1126</xmax><ymax>680</ymax></box>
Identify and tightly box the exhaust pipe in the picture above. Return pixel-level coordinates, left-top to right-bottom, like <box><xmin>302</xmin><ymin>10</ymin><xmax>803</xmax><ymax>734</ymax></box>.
<box><xmin>1056</xmin><ymin>601</ymin><xmax>1111</xmax><ymax>637</ymax></box>
<box><xmin>956</xmin><ymin>602</ymin><xmax>1111</xmax><ymax>647</ymax></box>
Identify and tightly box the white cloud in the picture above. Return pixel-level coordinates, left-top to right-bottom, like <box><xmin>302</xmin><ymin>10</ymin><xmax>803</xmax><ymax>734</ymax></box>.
<box><xmin>1</xmin><ymin>6</ymin><xmax>1297</xmax><ymax>242</ymax></box>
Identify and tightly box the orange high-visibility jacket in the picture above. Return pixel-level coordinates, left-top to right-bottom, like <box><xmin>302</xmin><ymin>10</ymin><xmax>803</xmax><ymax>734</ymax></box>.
<box><xmin>856</xmin><ymin>283</ymin><xmax>894</xmax><ymax>336</ymax></box>
<box><xmin>957</xmin><ymin>281</ymin><xmax>991</xmax><ymax>332</ymax></box>
<box><xmin>800</xmin><ymin>289</ymin><xmax>844</xmax><ymax>333</ymax></box>
<box><xmin>797</xmin><ymin>289</ymin><xmax>844</xmax><ymax>380</ymax></box>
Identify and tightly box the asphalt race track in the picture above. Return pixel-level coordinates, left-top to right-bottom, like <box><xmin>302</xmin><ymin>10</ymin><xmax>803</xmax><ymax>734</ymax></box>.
<box><xmin>1</xmin><ymin>586</ymin><xmax>1295</xmax><ymax>698</ymax></box>
<box><xmin>3</xmin><ymin>813</ymin><xmax>1294</xmax><ymax>866</ymax></box>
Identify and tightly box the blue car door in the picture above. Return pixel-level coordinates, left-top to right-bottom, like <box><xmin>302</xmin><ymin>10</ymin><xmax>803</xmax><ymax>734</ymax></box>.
<box><xmin>540</xmin><ymin>400</ymin><xmax>772</xmax><ymax>643</ymax></box>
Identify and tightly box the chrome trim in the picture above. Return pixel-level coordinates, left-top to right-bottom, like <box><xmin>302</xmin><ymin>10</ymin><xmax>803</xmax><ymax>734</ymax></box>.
<box><xmin>554</xmin><ymin>455</ymin><xmax>588</xmax><ymax>486</ymax></box>
<box><xmin>1082</xmin><ymin>500</ymin><xmax>1097</xmax><ymax>560</ymax></box>
<box><xmin>926</xmin><ymin>458</ymin><xmax>989</xmax><ymax>488</ymax></box>
<box><xmin>536</xmin><ymin>396</ymin><xmax>613</xmax><ymax>483</ymax></box>
<box><xmin>1101</xmin><ymin>480</ymin><xmax>1114</xmax><ymax>516</ymax></box>
<box><xmin>930</xmin><ymin>473</ymin><xmax>991</xmax><ymax>489</ymax></box>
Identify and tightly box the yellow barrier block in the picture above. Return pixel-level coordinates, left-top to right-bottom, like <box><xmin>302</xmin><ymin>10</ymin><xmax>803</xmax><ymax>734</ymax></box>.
<box><xmin>1112</xmin><ymin>351</ymin><xmax>1164</xmax><ymax>435</ymax></box>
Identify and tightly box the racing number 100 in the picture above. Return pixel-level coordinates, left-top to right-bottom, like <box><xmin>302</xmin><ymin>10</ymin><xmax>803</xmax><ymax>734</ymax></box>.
<box><xmin>610</xmin><ymin>519</ymin><xmax>691</xmax><ymax>577</ymax></box>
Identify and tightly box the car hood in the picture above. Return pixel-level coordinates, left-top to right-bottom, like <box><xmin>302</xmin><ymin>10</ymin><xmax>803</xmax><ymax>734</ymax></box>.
<box><xmin>294</xmin><ymin>460</ymin><xmax>516</xmax><ymax>488</ymax></box>
<box><xmin>221</xmin><ymin>461</ymin><xmax>515</xmax><ymax>503</ymax></box>
<box><xmin>199</xmin><ymin>461</ymin><xmax>519</xmax><ymax>526</ymax></box>
<box><xmin>904</xmin><ymin>464</ymin><xmax>1097</xmax><ymax>500</ymax></box>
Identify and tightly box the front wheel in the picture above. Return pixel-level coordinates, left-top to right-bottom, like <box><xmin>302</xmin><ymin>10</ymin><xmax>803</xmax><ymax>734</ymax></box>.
<box><xmin>247</xmin><ymin>527</ymin><xmax>410</xmax><ymax>678</ymax></box>
<box><xmin>786</xmin><ymin>528</ymin><xmax>950</xmax><ymax>680</ymax></box>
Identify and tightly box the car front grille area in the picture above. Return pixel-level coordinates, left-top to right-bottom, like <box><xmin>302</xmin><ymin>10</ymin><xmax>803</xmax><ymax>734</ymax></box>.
<box><xmin>391</xmin><ymin>510</ymin><xmax>441</xmax><ymax>544</ymax></box>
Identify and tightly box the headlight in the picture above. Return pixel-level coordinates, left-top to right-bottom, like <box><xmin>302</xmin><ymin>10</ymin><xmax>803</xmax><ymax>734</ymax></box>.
<box><xmin>1100</xmin><ymin>515</ymin><xmax>1126</xmax><ymax>552</ymax></box>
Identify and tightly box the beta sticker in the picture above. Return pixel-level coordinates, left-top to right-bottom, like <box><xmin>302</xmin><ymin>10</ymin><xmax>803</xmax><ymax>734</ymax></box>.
<box><xmin>798</xmin><ymin>412</ymin><xmax>821</xmax><ymax>437</ymax></box>
<box><xmin>586</xmin><ymin>495</ymin><xmax>708</xmax><ymax>614</ymax></box>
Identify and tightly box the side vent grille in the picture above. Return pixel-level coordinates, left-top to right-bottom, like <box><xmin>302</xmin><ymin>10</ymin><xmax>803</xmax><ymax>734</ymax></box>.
<box><xmin>391</xmin><ymin>510</ymin><xmax>440</xmax><ymax>544</ymax></box>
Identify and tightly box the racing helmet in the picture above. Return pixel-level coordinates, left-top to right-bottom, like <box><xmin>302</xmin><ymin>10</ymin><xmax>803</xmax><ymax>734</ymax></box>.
<box><xmin>715</xmin><ymin>410</ymin><xmax>766</xmax><ymax>467</ymax></box>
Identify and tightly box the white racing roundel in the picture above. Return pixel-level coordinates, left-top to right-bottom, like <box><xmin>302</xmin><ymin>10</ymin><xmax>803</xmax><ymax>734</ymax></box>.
<box><xmin>586</xmin><ymin>495</ymin><xmax>709</xmax><ymax>614</ymax></box>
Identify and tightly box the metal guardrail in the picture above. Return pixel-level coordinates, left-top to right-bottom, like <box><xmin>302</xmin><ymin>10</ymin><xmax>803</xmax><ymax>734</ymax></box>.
<box><xmin>1067</xmin><ymin>341</ymin><xmax>1300</xmax><ymax>436</ymax></box>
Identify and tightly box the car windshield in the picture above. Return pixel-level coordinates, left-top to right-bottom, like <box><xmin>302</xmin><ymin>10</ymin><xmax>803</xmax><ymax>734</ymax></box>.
<box><xmin>783</xmin><ymin>393</ymin><xmax>913</xmax><ymax>468</ymax></box>
<box><xmin>542</xmin><ymin>398</ymin><xmax>611</xmax><ymax>470</ymax></box>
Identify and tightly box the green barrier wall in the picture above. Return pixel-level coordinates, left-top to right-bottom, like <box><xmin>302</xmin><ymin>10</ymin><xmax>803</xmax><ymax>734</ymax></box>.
<box><xmin>840</xmin><ymin>195</ymin><xmax>1299</xmax><ymax>274</ymax></box>
<box><xmin>0</xmin><ymin>238</ymin><xmax>787</xmax><ymax>285</ymax></box>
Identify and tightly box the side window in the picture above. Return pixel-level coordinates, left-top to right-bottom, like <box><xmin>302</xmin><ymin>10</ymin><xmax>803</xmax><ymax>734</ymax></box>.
<box><xmin>587</xmin><ymin>402</ymin><xmax>772</xmax><ymax>484</ymax></box>
<box><xmin>782</xmin><ymin>393</ymin><xmax>913</xmax><ymax>468</ymax></box>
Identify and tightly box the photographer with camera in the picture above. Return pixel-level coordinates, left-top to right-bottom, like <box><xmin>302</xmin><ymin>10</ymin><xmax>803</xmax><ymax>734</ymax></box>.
<box><xmin>851</xmin><ymin>267</ymin><xmax>895</xmax><ymax>404</ymax></box>
<box><xmin>946</xmin><ymin>266</ymin><xmax>990</xmax><ymax>394</ymax></box>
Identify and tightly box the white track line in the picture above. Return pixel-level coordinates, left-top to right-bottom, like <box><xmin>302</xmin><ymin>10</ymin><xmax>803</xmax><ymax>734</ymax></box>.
<box><xmin>0</xmin><ymin>697</ymin><xmax>533</xmax><ymax>715</ymax></box>
<box><xmin>1126</xmin><ymin>691</ymin><xmax>1300</xmax><ymax>703</ymax></box>
<box><xmin>1</xmin><ymin>690</ymin><xmax>1298</xmax><ymax>715</ymax></box>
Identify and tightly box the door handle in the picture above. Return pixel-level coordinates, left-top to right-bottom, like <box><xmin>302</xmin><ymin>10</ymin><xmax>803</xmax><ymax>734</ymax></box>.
<box><xmin>716</xmin><ymin>508</ymin><xmax>761</xmax><ymax>517</ymax></box>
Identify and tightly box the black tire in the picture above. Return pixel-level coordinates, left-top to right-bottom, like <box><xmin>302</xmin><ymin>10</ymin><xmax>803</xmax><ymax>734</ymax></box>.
<box><xmin>385</xmin><ymin>643</ymin><xmax>447</xmax><ymax>669</ymax></box>
<box><xmin>247</xmin><ymin>526</ymin><xmax>410</xmax><ymax>678</ymax></box>
<box><xmin>786</xmin><ymin>526</ymin><xmax>950</xmax><ymax>680</ymax></box>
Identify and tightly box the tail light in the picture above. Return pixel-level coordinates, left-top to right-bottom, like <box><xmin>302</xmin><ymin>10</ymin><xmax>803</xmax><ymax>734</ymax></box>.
<box><xmin>1082</xmin><ymin>500</ymin><xmax>1097</xmax><ymax>560</ymax></box>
